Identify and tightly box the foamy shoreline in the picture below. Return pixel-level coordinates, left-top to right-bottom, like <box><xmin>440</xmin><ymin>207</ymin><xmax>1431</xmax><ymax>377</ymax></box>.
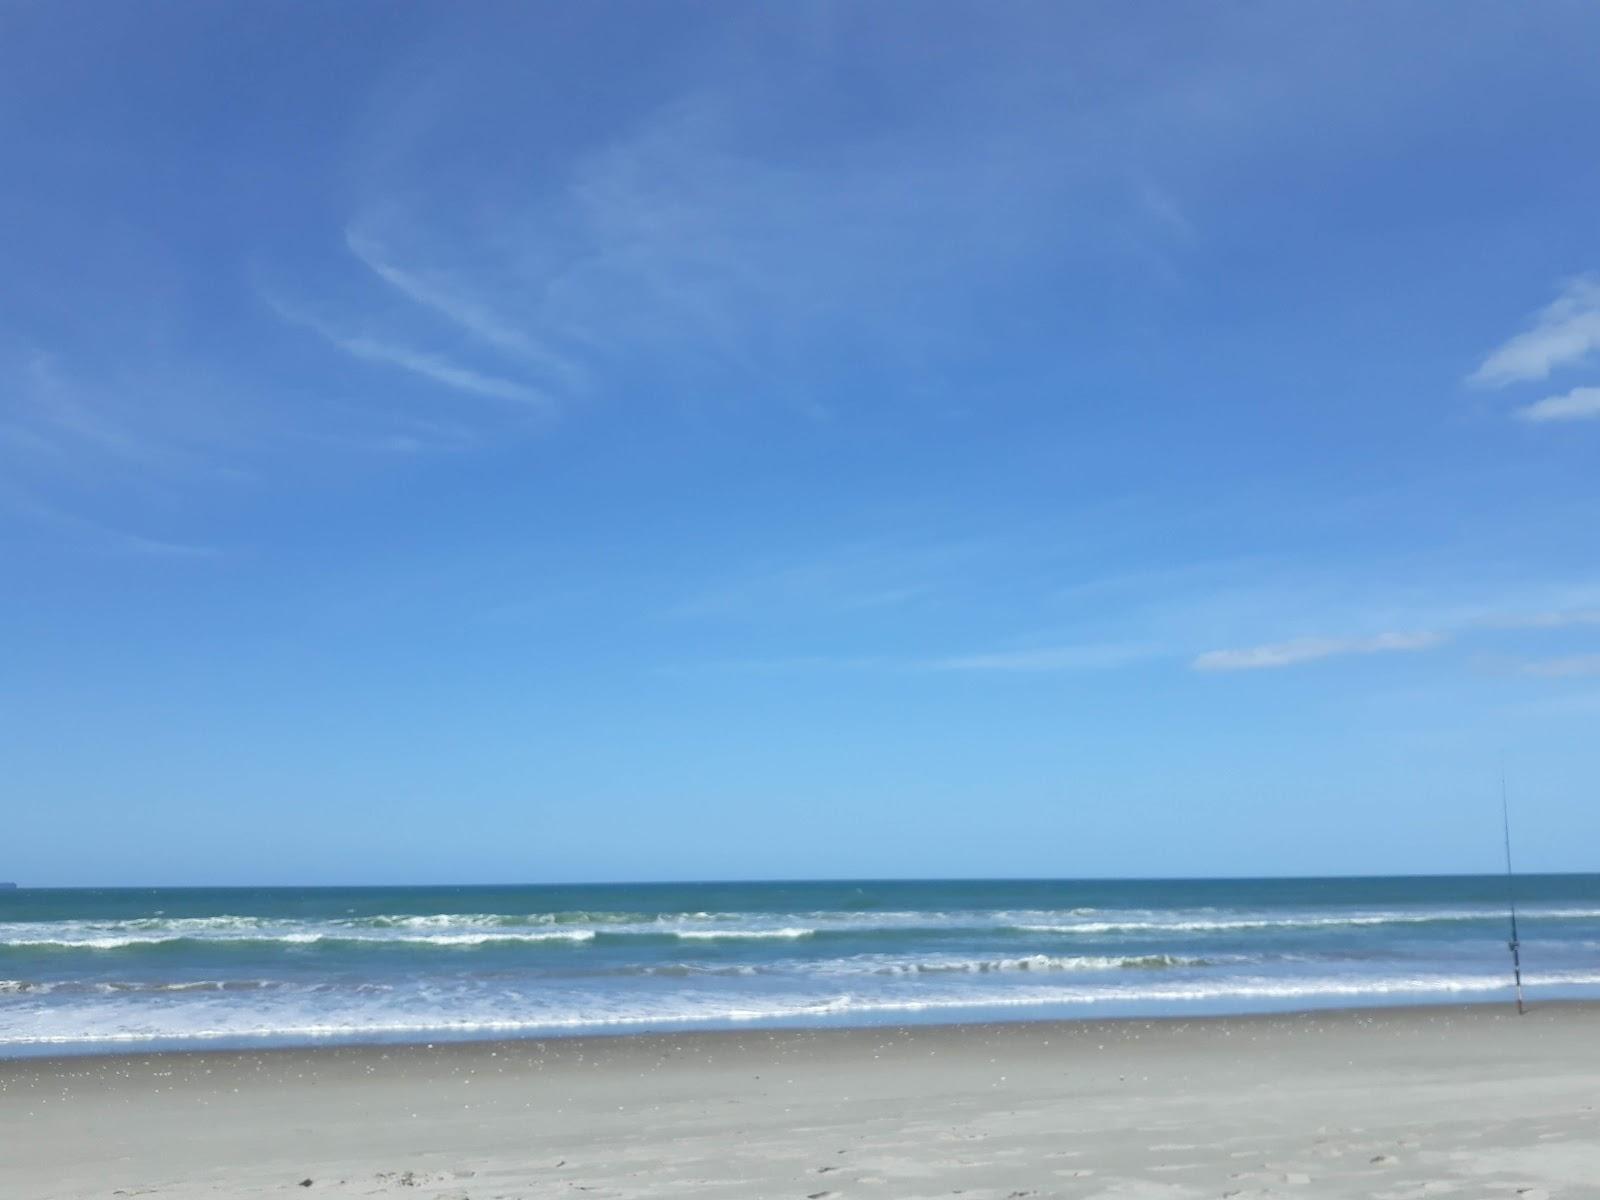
<box><xmin>4</xmin><ymin>1001</ymin><xmax>1596</xmax><ymax>1198</ymax></box>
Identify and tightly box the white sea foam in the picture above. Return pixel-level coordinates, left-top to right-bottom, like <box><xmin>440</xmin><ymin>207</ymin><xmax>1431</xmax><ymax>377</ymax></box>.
<box><xmin>671</xmin><ymin>928</ymin><xmax>815</xmax><ymax>941</ymax></box>
<box><xmin>402</xmin><ymin>931</ymin><xmax>597</xmax><ymax>946</ymax></box>
<box><xmin>858</xmin><ymin>953</ymin><xmax>1210</xmax><ymax>975</ymax></box>
<box><xmin>7</xmin><ymin>935</ymin><xmax>191</xmax><ymax>950</ymax></box>
<box><xmin>639</xmin><ymin>964</ymin><xmax>762</xmax><ymax>977</ymax></box>
<box><xmin>8</xmin><ymin>905</ymin><xmax>1600</xmax><ymax>952</ymax></box>
<box><xmin>8</xmin><ymin>969</ymin><xmax>1600</xmax><ymax>1049</ymax></box>
<box><xmin>1012</xmin><ymin>907</ymin><xmax>1600</xmax><ymax>935</ymax></box>
<box><xmin>610</xmin><ymin>953</ymin><xmax>1219</xmax><ymax>978</ymax></box>
<box><xmin>0</xmin><ymin>929</ymin><xmax>598</xmax><ymax>950</ymax></box>
<box><xmin>90</xmin><ymin>980</ymin><xmax>280</xmax><ymax>993</ymax></box>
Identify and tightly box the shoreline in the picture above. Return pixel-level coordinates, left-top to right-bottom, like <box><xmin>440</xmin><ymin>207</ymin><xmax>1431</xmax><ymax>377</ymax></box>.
<box><xmin>0</xmin><ymin>993</ymin><xmax>1566</xmax><ymax>1071</ymax></box>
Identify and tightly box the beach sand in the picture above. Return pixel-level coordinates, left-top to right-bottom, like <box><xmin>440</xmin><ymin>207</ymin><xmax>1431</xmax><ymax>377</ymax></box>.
<box><xmin>3</xmin><ymin>1004</ymin><xmax>1597</xmax><ymax>1199</ymax></box>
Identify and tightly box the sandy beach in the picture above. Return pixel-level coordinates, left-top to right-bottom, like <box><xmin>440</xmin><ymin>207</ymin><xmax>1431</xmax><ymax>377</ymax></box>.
<box><xmin>3</xmin><ymin>1004</ymin><xmax>1597</xmax><ymax>1199</ymax></box>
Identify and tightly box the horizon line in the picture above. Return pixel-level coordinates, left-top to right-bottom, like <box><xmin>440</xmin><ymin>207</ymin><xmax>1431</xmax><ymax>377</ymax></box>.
<box><xmin>6</xmin><ymin>869</ymin><xmax>1597</xmax><ymax>891</ymax></box>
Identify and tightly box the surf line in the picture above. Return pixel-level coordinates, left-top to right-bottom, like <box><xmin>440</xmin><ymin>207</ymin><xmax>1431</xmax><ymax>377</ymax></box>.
<box><xmin>1501</xmin><ymin>773</ymin><xmax>1526</xmax><ymax>1015</ymax></box>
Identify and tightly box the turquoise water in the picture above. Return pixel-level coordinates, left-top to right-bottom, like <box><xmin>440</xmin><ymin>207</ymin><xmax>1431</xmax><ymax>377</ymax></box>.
<box><xmin>4</xmin><ymin>876</ymin><xmax>1598</xmax><ymax>1055</ymax></box>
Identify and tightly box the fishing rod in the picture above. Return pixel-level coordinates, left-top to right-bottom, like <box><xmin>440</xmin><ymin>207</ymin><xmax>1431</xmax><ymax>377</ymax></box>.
<box><xmin>1501</xmin><ymin>774</ymin><xmax>1526</xmax><ymax>1015</ymax></box>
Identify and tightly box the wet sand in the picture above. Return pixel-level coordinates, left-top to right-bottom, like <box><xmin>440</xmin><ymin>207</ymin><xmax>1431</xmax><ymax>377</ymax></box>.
<box><xmin>3</xmin><ymin>1003</ymin><xmax>1597</xmax><ymax>1199</ymax></box>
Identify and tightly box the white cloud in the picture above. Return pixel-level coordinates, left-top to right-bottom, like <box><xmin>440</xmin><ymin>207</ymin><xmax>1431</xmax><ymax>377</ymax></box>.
<box><xmin>339</xmin><ymin>70</ymin><xmax>1205</xmax><ymax>425</ymax></box>
<box><xmin>1470</xmin><ymin>276</ymin><xmax>1600</xmax><ymax>387</ymax></box>
<box><xmin>928</xmin><ymin>644</ymin><xmax>1157</xmax><ymax>672</ymax></box>
<box><xmin>1192</xmin><ymin>630</ymin><xmax>1444</xmax><ymax>672</ymax></box>
<box><xmin>333</xmin><ymin>334</ymin><xmax>552</xmax><ymax>408</ymax></box>
<box><xmin>343</xmin><ymin>228</ymin><xmax>586</xmax><ymax>389</ymax></box>
<box><xmin>17</xmin><ymin>354</ymin><xmax>188</xmax><ymax>471</ymax></box>
<box><xmin>1515</xmin><ymin>386</ymin><xmax>1600</xmax><ymax>423</ymax></box>
<box><xmin>1519</xmin><ymin>654</ymin><xmax>1600</xmax><ymax>678</ymax></box>
<box><xmin>267</xmin><ymin>297</ymin><xmax>552</xmax><ymax>409</ymax></box>
<box><xmin>1488</xmin><ymin>608</ymin><xmax>1600</xmax><ymax>630</ymax></box>
<box><xmin>8</xmin><ymin>491</ymin><xmax>218</xmax><ymax>558</ymax></box>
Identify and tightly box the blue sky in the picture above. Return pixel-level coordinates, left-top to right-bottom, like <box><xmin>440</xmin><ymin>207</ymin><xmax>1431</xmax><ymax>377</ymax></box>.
<box><xmin>4</xmin><ymin>3</ymin><xmax>1600</xmax><ymax>886</ymax></box>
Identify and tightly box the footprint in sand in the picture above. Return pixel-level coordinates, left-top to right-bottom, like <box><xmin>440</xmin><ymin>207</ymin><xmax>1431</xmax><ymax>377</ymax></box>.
<box><xmin>375</xmin><ymin>1169</ymin><xmax>432</xmax><ymax>1188</ymax></box>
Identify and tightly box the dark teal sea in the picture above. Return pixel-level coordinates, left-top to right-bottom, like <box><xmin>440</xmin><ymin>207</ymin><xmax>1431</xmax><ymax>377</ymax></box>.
<box><xmin>4</xmin><ymin>876</ymin><xmax>1598</xmax><ymax>1055</ymax></box>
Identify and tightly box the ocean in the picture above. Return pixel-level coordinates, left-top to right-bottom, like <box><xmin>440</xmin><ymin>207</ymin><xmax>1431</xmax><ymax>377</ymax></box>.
<box><xmin>4</xmin><ymin>876</ymin><xmax>1599</xmax><ymax>1056</ymax></box>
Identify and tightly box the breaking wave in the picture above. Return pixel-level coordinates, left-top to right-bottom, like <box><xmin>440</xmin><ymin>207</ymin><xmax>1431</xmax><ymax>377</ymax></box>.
<box><xmin>8</xmin><ymin>969</ymin><xmax>1600</xmax><ymax>1049</ymax></box>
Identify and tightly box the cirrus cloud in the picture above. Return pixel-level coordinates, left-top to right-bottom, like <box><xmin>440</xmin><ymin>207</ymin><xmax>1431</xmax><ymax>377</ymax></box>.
<box><xmin>1517</xmin><ymin>654</ymin><xmax>1600</xmax><ymax>678</ymax></box>
<box><xmin>1515</xmin><ymin>385</ymin><xmax>1600</xmax><ymax>423</ymax></box>
<box><xmin>928</xmin><ymin>643</ymin><xmax>1159</xmax><ymax>673</ymax></box>
<box><xmin>1471</xmin><ymin>276</ymin><xmax>1600</xmax><ymax>388</ymax></box>
<box><xmin>1192</xmin><ymin>630</ymin><xmax>1445</xmax><ymax>672</ymax></box>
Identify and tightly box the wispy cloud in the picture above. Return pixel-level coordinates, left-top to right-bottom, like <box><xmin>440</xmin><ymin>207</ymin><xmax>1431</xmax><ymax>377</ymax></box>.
<box><xmin>296</xmin><ymin>408</ymin><xmax>486</xmax><ymax>456</ymax></box>
<box><xmin>333</xmin><ymin>334</ymin><xmax>551</xmax><ymax>408</ymax></box>
<box><xmin>1470</xmin><ymin>276</ymin><xmax>1600</xmax><ymax>387</ymax></box>
<box><xmin>682</xmin><ymin>644</ymin><xmax>1155</xmax><ymax>676</ymax></box>
<box><xmin>1486</xmin><ymin>608</ymin><xmax>1600</xmax><ymax>630</ymax></box>
<box><xmin>927</xmin><ymin>643</ymin><xmax>1158</xmax><ymax>672</ymax></box>
<box><xmin>1517</xmin><ymin>654</ymin><xmax>1600</xmax><ymax>678</ymax></box>
<box><xmin>671</xmin><ymin>542</ymin><xmax>979</xmax><ymax>621</ymax></box>
<box><xmin>343</xmin><ymin>227</ymin><xmax>586</xmax><ymax>389</ymax></box>
<box><xmin>1515</xmin><ymin>385</ymin><xmax>1600</xmax><ymax>423</ymax></box>
<box><xmin>7</xmin><ymin>490</ymin><xmax>218</xmax><ymax>558</ymax></box>
<box><xmin>11</xmin><ymin>354</ymin><xmax>190</xmax><ymax>473</ymax></box>
<box><xmin>1192</xmin><ymin>630</ymin><xmax>1445</xmax><ymax>672</ymax></box>
<box><xmin>339</xmin><ymin>70</ymin><xmax>1201</xmax><ymax>427</ymax></box>
<box><xmin>267</xmin><ymin>298</ymin><xmax>552</xmax><ymax>410</ymax></box>
<box><xmin>674</xmin><ymin>654</ymin><xmax>896</xmax><ymax>675</ymax></box>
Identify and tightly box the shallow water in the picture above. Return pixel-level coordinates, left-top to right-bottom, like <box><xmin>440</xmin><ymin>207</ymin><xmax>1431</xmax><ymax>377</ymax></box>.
<box><xmin>3</xmin><ymin>875</ymin><xmax>1596</xmax><ymax>1054</ymax></box>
